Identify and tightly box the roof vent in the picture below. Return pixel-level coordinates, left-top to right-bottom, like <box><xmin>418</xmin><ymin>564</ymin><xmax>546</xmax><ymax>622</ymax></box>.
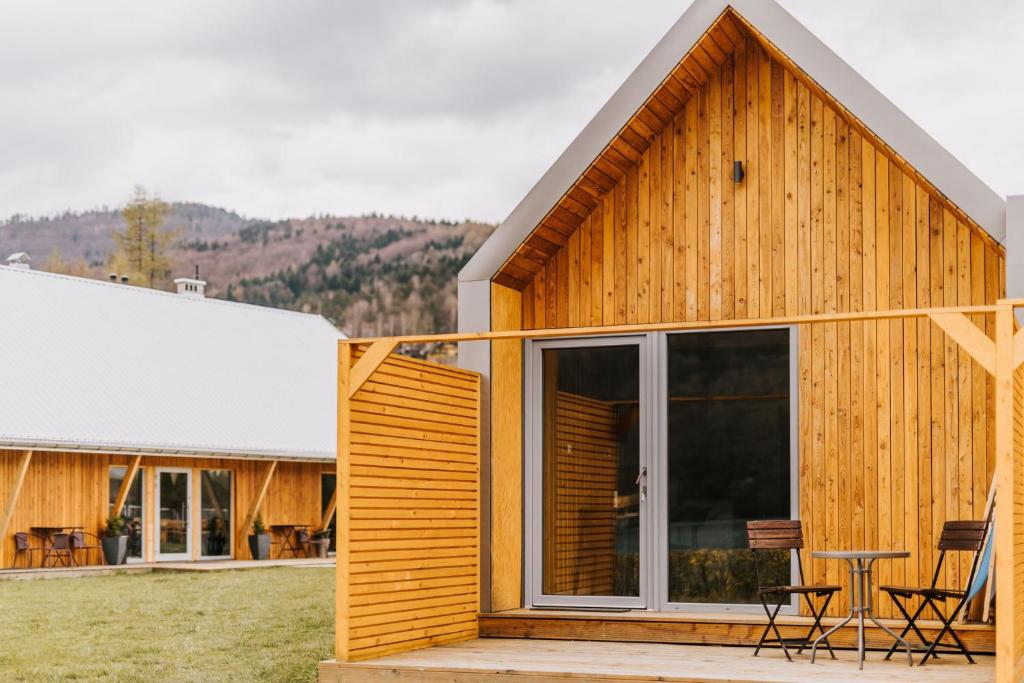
<box><xmin>174</xmin><ymin>266</ymin><xmax>206</xmax><ymax>299</ymax></box>
<box><xmin>6</xmin><ymin>252</ymin><xmax>30</xmax><ymax>270</ymax></box>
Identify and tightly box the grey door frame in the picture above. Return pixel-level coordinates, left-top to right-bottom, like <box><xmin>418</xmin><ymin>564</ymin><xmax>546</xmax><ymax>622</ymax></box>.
<box><xmin>524</xmin><ymin>327</ymin><xmax>799</xmax><ymax>613</ymax></box>
<box><xmin>524</xmin><ymin>334</ymin><xmax>654</xmax><ymax>610</ymax></box>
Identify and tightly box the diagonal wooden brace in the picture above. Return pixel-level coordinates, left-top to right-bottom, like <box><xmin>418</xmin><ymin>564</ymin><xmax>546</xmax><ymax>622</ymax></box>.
<box><xmin>347</xmin><ymin>340</ymin><xmax>399</xmax><ymax>398</ymax></box>
<box><xmin>928</xmin><ymin>313</ymin><xmax>996</xmax><ymax>376</ymax></box>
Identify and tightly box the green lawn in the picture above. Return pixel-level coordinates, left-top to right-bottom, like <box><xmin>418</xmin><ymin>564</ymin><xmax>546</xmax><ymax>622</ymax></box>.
<box><xmin>0</xmin><ymin>567</ymin><xmax>334</xmax><ymax>682</ymax></box>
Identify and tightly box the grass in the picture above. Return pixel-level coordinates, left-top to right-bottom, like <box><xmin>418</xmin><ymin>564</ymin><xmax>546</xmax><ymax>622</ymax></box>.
<box><xmin>0</xmin><ymin>566</ymin><xmax>334</xmax><ymax>682</ymax></box>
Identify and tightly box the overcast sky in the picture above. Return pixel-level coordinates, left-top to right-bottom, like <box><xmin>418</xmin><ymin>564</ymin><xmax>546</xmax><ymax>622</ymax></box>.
<box><xmin>0</xmin><ymin>0</ymin><xmax>1021</xmax><ymax>223</ymax></box>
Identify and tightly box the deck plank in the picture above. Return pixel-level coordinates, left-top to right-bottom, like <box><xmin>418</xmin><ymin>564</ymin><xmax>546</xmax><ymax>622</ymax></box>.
<box><xmin>318</xmin><ymin>638</ymin><xmax>992</xmax><ymax>682</ymax></box>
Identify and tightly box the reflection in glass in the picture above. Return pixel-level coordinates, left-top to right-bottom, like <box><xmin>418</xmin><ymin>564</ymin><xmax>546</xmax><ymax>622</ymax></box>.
<box><xmin>667</xmin><ymin>330</ymin><xmax>791</xmax><ymax>604</ymax></box>
<box><xmin>159</xmin><ymin>471</ymin><xmax>190</xmax><ymax>556</ymax></box>
<box><xmin>201</xmin><ymin>470</ymin><xmax>231</xmax><ymax>557</ymax></box>
<box><xmin>541</xmin><ymin>344</ymin><xmax>640</xmax><ymax>597</ymax></box>
<box><xmin>321</xmin><ymin>474</ymin><xmax>337</xmax><ymax>552</ymax></box>
<box><xmin>108</xmin><ymin>466</ymin><xmax>143</xmax><ymax>559</ymax></box>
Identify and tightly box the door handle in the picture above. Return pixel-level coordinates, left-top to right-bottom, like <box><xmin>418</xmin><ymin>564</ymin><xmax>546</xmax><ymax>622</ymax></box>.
<box><xmin>635</xmin><ymin>465</ymin><xmax>647</xmax><ymax>503</ymax></box>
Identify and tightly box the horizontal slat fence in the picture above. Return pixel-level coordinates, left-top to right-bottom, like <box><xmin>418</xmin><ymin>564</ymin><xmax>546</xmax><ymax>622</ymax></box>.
<box><xmin>338</xmin><ymin>346</ymin><xmax>481</xmax><ymax>661</ymax></box>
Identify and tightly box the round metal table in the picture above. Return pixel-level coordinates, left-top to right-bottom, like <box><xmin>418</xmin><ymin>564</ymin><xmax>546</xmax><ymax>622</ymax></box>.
<box><xmin>810</xmin><ymin>550</ymin><xmax>913</xmax><ymax>669</ymax></box>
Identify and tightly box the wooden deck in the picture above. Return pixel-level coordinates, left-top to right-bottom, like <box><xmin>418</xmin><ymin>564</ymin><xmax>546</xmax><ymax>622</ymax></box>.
<box><xmin>480</xmin><ymin>608</ymin><xmax>995</xmax><ymax>654</ymax></box>
<box><xmin>318</xmin><ymin>638</ymin><xmax>993</xmax><ymax>682</ymax></box>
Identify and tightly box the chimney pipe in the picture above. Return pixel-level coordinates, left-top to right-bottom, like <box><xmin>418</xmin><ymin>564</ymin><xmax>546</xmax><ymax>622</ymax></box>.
<box><xmin>120</xmin><ymin>275</ymin><xmax>129</xmax><ymax>284</ymax></box>
<box><xmin>109</xmin><ymin>273</ymin><xmax>117</xmax><ymax>282</ymax></box>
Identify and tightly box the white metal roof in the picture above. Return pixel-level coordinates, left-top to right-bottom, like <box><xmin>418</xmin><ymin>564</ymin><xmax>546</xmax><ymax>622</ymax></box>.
<box><xmin>0</xmin><ymin>266</ymin><xmax>344</xmax><ymax>460</ymax></box>
<box><xmin>460</xmin><ymin>0</ymin><xmax>1007</xmax><ymax>283</ymax></box>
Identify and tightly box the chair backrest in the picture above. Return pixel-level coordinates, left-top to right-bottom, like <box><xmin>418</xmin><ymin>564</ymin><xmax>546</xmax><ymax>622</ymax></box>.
<box><xmin>296</xmin><ymin>529</ymin><xmax>310</xmax><ymax>543</ymax></box>
<box><xmin>747</xmin><ymin>520</ymin><xmax>804</xmax><ymax>588</ymax></box>
<box><xmin>14</xmin><ymin>532</ymin><xmax>28</xmax><ymax>551</ymax></box>
<box><xmin>51</xmin><ymin>533</ymin><xmax>69</xmax><ymax>550</ymax></box>
<box><xmin>746</xmin><ymin>520</ymin><xmax>804</xmax><ymax>550</ymax></box>
<box><xmin>69</xmin><ymin>531</ymin><xmax>84</xmax><ymax>549</ymax></box>
<box><xmin>931</xmin><ymin>520</ymin><xmax>987</xmax><ymax>591</ymax></box>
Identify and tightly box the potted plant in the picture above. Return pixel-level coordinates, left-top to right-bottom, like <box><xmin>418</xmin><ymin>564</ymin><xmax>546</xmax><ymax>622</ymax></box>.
<box><xmin>248</xmin><ymin>513</ymin><xmax>271</xmax><ymax>560</ymax></box>
<box><xmin>101</xmin><ymin>514</ymin><xmax>128</xmax><ymax>565</ymax></box>
<box><xmin>312</xmin><ymin>529</ymin><xmax>331</xmax><ymax>558</ymax></box>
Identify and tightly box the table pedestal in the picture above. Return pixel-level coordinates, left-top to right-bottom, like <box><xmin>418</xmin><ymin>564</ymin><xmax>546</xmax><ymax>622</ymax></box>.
<box><xmin>810</xmin><ymin>557</ymin><xmax>912</xmax><ymax>669</ymax></box>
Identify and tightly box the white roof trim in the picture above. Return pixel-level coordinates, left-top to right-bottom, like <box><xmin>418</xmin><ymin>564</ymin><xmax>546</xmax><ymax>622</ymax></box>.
<box><xmin>460</xmin><ymin>0</ymin><xmax>1006</xmax><ymax>283</ymax></box>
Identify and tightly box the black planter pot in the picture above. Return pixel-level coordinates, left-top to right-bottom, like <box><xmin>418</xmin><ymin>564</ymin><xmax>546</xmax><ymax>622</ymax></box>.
<box><xmin>314</xmin><ymin>539</ymin><xmax>330</xmax><ymax>559</ymax></box>
<box><xmin>101</xmin><ymin>535</ymin><xmax>128</xmax><ymax>565</ymax></box>
<box><xmin>248</xmin><ymin>533</ymin><xmax>271</xmax><ymax>560</ymax></box>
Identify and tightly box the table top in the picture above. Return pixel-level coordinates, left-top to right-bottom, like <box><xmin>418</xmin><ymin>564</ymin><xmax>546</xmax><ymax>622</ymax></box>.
<box><xmin>31</xmin><ymin>525</ymin><xmax>83</xmax><ymax>531</ymax></box>
<box><xmin>269</xmin><ymin>524</ymin><xmax>307</xmax><ymax>529</ymax></box>
<box><xmin>812</xmin><ymin>549</ymin><xmax>910</xmax><ymax>560</ymax></box>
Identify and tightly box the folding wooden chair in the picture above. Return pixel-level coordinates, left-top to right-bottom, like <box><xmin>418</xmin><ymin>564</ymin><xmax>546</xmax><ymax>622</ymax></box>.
<box><xmin>881</xmin><ymin>520</ymin><xmax>987</xmax><ymax>665</ymax></box>
<box><xmin>747</xmin><ymin>520</ymin><xmax>841</xmax><ymax>661</ymax></box>
<box><xmin>13</xmin><ymin>532</ymin><xmax>46</xmax><ymax>568</ymax></box>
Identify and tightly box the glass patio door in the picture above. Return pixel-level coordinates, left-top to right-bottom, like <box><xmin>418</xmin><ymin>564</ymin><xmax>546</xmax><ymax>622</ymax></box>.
<box><xmin>526</xmin><ymin>336</ymin><xmax>651</xmax><ymax>609</ymax></box>
<box><xmin>155</xmin><ymin>468</ymin><xmax>192</xmax><ymax>561</ymax></box>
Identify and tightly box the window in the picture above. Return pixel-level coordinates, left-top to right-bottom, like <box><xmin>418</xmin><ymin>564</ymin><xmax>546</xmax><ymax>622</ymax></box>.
<box><xmin>665</xmin><ymin>329</ymin><xmax>792</xmax><ymax>606</ymax></box>
<box><xmin>200</xmin><ymin>470</ymin><xmax>232</xmax><ymax>558</ymax></box>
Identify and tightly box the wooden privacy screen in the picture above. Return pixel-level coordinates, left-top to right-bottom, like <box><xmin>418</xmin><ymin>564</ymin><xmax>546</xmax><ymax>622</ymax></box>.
<box><xmin>337</xmin><ymin>346</ymin><xmax>481</xmax><ymax>661</ymax></box>
<box><xmin>543</xmin><ymin>391</ymin><xmax>619</xmax><ymax>596</ymax></box>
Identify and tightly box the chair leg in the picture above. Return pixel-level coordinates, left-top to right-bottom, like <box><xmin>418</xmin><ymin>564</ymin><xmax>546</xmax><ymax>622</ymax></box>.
<box><xmin>799</xmin><ymin>592</ymin><xmax>837</xmax><ymax>659</ymax></box>
<box><xmin>920</xmin><ymin>599</ymin><xmax>974</xmax><ymax>665</ymax></box>
<box><xmin>755</xmin><ymin>594</ymin><xmax>792</xmax><ymax>661</ymax></box>
<box><xmin>884</xmin><ymin>596</ymin><xmax>930</xmax><ymax>660</ymax></box>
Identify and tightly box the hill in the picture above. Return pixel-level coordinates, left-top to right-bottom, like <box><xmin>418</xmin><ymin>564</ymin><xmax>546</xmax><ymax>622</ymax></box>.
<box><xmin>0</xmin><ymin>206</ymin><xmax>495</xmax><ymax>338</ymax></box>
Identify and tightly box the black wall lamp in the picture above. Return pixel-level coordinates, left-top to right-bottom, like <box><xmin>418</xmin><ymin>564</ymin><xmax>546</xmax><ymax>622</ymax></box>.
<box><xmin>733</xmin><ymin>160</ymin><xmax>745</xmax><ymax>183</ymax></box>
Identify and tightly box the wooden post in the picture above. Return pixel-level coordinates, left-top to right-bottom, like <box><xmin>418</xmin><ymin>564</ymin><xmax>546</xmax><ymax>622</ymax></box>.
<box><xmin>337</xmin><ymin>341</ymin><xmax>352</xmax><ymax>660</ymax></box>
<box><xmin>319</xmin><ymin>488</ymin><xmax>337</xmax><ymax>533</ymax></box>
<box><xmin>239</xmin><ymin>460</ymin><xmax>277</xmax><ymax>557</ymax></box>
<box><xmin>112</xmin><ymin>455</ymin><xmax>142</xmax><ymax>517</ymax></box>
<box><xmin>994</xmin><ymin>302</ymin><xmax>1015</xmax><ymax>683</ymax></box>
<box><xmin>0</xmin><ymin>450</ymin><xmax>33</xmax><ymax>542</ymax></box>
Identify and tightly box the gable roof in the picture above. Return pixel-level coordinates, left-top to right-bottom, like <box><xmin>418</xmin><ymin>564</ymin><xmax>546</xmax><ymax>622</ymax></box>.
<box><xmin>0</xmin><ymin>266</ymin><xmax>344</xmax><ymax>460</ymax></box>
<box><xmin>460</xmin><ymin>0</ymin><xmax>1006</xmax><ymax>287</ymax></box>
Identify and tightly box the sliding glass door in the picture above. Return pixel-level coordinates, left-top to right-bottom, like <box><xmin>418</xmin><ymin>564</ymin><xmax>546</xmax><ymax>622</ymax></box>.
<box><xmin>155</xmin><ymin>468</ymin><xmax>192</xmax><ymax>561</ymax></box>
<box><xmin>526</xmin><ymin>329</ymin><xmax>795</xmax><ymax>611</ymax></box>
<box><xmin>526</xmin><ymin>336</ymin><xmax>651</xmax><ymax>608</ymax></box>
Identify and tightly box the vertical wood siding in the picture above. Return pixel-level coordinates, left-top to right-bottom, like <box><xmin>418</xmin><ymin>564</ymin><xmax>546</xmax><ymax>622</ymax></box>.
<box><xmin>515</xmin><ymin>45</ymin><xmax>1004</xmax><ymax>619</ymax></box>
<box><xmin>0</xmin><ymin>449</ymin><xmax>330</xmax><ymax>566</ymax></box>
<box><xmin>339</xmin><ymin>349</ymin><xmax>480</xmax><ymax>661</ymax></box>
<box><xmin>1014</xmin><ymin>366</ymin><xmax>1024</xmax><ymax>670</ymax></box>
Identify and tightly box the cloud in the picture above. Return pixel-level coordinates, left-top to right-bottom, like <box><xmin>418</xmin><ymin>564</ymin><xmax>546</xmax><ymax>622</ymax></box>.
<box><xmin>0</xmin><ymin>0</ymin><xmax>1020</xmax><ymax>224</ymax></box>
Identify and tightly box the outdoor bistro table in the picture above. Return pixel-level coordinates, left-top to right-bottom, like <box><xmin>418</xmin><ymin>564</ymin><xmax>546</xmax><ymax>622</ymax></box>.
<box><xmin>30</xmin><ymin>526</ymin><xmax>84</xmax><ymax>567</ymax></box>
<box><xmin>269</xmin><ymin>524</ymin><xmax>308</xmax><ymax>558</ymax></box>
<box><xmin>810</xmin><ymin>550</ymin><xmax>913</xmax><ymax>669</ymax></box>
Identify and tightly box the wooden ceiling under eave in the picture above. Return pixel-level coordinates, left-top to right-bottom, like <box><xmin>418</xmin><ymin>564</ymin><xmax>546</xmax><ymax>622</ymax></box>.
<box><xmin>492</xmin><ymin>9</ymin><xmax>749</xmax><ymax>290</ymax></box>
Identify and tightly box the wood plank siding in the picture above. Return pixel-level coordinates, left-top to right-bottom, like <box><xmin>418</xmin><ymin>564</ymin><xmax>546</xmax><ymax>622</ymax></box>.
<box><xmin>338</xmin><ymin>347</ymin><xmax>481</xmax><ymax>661</ymax></box>
<box><xmin>0</xmin><ymin>449</ymin><xmax>331</xmax><ymax>566</ymax></box>
<box><xmin>491</xmin><ymin>9</ymin><xmax>1005</xmax><ymax>621</ymax></box>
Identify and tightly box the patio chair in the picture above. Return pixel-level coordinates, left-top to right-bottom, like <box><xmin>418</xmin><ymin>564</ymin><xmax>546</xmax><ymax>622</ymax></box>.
<box><xmin>13</xmin><ymin>532</ymin><xmax>46</xmax><ymax>568</ymax></box>
<box><xmin>881</xmin><ymin>520</ymin><xmax>987</xmax><ymax>665</ymax></box>
<box><xmin>747</xmin><ymin>520</ymin><xmax>841</xmax><ymax>661</ymax></box>
<box><xmin>69</xmin><ymin>530</ymin><xmax>103</xmax><ymax>566</ymax></box>
<box><xmin>42</xmin><ymin>532</ymin><xmax>73</xmax><ymax>567</ymax></box>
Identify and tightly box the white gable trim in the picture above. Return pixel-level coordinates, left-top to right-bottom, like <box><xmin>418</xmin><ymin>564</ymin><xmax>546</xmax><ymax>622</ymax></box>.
<box><xmin>460</xmin><ymin>0</ymin><xmax>1005</xmax><ymax>283</ymax></box>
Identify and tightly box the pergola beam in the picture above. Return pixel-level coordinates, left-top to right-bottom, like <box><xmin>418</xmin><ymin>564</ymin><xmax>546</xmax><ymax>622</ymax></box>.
<box><xmin>239</xmin><ymin>460</ymin><xmax>278</xmax><ymax>554</ymax></box>
<box><xmin>112</xmin><ymin>454</ymin><xmax>142</xmax><ymax>517</ymax></box>
<box><xmin>928</xmin><ymin>313</ymin><xmax>996</xmax><ymax>375</ymax></box>
<box><xmin>348</xmin><ymin>340</ymin><xmax>398</xmax><ymax>398</ymax></box>
<box><xmin>320</xmin><ymin>488</ymin><xmax>337</xmax><ymax>533</ymax></box>
<box><xmin>0</xmin><ymin>450</ymin><xmax>33</xmax><ymax>541</ymax></box>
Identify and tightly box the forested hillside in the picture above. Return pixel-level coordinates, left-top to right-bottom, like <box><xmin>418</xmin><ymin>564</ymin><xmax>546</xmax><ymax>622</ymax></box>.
<box><xmin>0</xmin><ymin>206</ymin><xmax>495</xmax><ymax>338</ymax></box>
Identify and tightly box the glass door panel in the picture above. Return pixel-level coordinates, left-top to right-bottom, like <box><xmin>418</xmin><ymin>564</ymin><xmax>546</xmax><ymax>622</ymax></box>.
<box><xmin>664</xmin><ymin>329</ymin><xmax>792</xmax><ymax>607</ymax></box>
<box><xmin>156</xmin><ymin>468</ymin><xmax>191</xmax><ymax>560</ymax></box>
<box><xmin>200</xmin><ymin>470</ymin><xmax>232</xmax><ymax>558</ymax></box>
<box><xmin>529</xmin><ymin>337</ymin><xmax>648</xmax><ymax>608</ymax></box>
<box><xmin>108</xmin><ymin>466</ymin><xmax>144</xmax><ymax>561</ymax></box>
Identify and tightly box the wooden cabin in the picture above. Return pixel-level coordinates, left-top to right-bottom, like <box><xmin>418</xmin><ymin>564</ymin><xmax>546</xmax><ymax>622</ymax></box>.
<box><xmin>0</xmin><ymin>266</ymin><xmax>341</xmax><ymax>565</ymax></box>
<box><xmin>325</xmin><ymin>0</ymin><xmax>1024</xmax><ymax>680</ymax></box>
